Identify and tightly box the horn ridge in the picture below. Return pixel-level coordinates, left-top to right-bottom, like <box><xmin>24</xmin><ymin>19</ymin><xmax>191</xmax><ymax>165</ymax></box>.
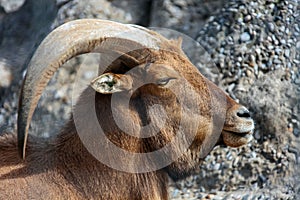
<box><xmin>17</xmin><ymin>19</ymin><xmax>167</xmax><ymax>158</ymax></box>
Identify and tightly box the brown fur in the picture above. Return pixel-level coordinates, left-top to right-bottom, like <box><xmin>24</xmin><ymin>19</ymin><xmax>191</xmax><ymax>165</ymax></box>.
<box><xmin>0</xmin><ymin>94</ymin><xmax>169</xmax><ymax>199</ymax></box>
<box><xmin>0</xmin><ymin>50</ymin><xmax>252</xmax><ymax>199</ymax></box>
<box><xmin>1</xmin><ymin>20</ymin><xmax>254</xmax><ymax>199</ymax></box>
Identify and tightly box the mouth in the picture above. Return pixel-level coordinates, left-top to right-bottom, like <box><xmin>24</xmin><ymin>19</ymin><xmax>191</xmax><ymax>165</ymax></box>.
<box><xmin>223</xmin><ymin>130</ymin><xmax>252</xmax><ymax>137</ymax></box>
<box><xmin>221</xmin><ymin>129</ymin><xmax>253</xmax><ymax>147</ymax></box>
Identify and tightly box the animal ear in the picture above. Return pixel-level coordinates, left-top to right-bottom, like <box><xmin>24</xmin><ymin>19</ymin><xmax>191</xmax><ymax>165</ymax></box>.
<box><xmin>175</xmin><ymin>37</ymin><xmax>183</xmax><ymax>49</ymax></box>
<box><xmin>90</xmin><ymin>73</ymin><xmax>133</xmax><ymax>94</ymax></box>
<box><xmin>169</xmin><ymin>37</ymin><xmax>183</xmax><ymax>49</ymax></box>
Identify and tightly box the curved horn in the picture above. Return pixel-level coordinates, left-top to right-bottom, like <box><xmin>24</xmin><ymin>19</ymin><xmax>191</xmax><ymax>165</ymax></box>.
<box><xmin>18</xmin><ymin>19</ymin><xmax>168</xmax><ymax>158</ymax></box>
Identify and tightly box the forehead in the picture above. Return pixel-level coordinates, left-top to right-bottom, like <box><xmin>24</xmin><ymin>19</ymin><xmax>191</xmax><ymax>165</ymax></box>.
<box><xmin>144</xmin><ymin>63</ymin><xmax>181</xmax><ymax>78</ymax></box>
<box><xmin>146</xmin><ymin>63</ymin><xmax>175</xmax><ymax>72</ymax></box>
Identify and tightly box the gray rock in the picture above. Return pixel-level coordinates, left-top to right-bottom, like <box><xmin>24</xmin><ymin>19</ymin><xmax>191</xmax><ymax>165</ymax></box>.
<box><xmin>240</xmin><ymin>32</ymin><xmax>251</xmax><ymax>42</ymax></box>
<box><xmin>244</xmin><ymin>15</ymin><xmax>252</xmax><ymax>22</ymax></box>
<box><xmin>213</xmin><ymin>163</ymin><xmax>221</xmax><ymax>171</ymax></box>
<box><xmin>150</xmin><ymin>0</ymin><xmax>226</xmax><ymax>38</ymax></box>
<box><xmin>53</xmin><ymin>0</ymin><xmax>145</xmax><ymax>28</ymax></box>
<box><xmin>284</xmin><ymin>49</ymin><xmax>290</xmax><ymax>57</ymax></box>
<box><xmin>0</xmin><ymin>60</ymin><xmax>12</xmax><ymax>88</ymax></box>
<box><xmin>0</xmin><ymin>0</ymin><xmax>24</xmax><ymax>12</ymax></box>
<box><xmin>0</xmin><ymin>114</ymin><xmax>4</xmax><ymax>125</ymax></box>
<box><xmin>293</xmin><ymin>128</ymin><xmax>300</xmax><ymax>137</ymax></box>
<box><xmin>267</xmin><ymin>22</ymin><xmax>275</xmax><ymax>32</ymax></box>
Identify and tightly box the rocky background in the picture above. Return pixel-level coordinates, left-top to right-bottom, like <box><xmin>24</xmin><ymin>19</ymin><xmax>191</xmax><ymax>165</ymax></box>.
<box><xmin>0</xmin><ymin>0</ymin><xmax>299</xmax><ymax>199</ymax></box>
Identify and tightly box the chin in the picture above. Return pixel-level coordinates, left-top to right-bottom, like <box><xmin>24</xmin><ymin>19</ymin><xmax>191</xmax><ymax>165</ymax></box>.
<box><xmin>164</xmin><ymin>156</ymin><xmax>201</xmax><ymax>181</ymax></box>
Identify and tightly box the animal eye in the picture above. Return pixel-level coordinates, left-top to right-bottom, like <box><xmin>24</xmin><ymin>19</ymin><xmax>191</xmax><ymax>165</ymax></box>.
<box><xmin>156</xmin><ymin>77</ymin><xmax>176</xmax><ymax>86</ymax></box>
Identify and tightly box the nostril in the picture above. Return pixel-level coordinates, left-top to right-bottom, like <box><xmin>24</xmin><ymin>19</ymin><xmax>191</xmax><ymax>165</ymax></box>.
<box><xmin>237</xmin><ymin>108</ymin><xmax>251</xmax><ymax>118</ymax></box>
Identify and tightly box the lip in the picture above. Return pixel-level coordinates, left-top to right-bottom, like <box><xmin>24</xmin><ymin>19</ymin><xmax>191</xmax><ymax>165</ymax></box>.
<box><xmin>221</xmin><ymin>129</ymin><xmax>253</xmax><ymax>147</ymax></box>
<box><xmin>222</xmin><ymin>130</ymin><xmax>253</xmax><ymax>138</ymax></box>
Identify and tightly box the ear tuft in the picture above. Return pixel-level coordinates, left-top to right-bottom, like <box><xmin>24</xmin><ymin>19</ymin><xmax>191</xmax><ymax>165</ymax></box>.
<box><xmin>175</xmin><ymin>37</ymin><xmax>183</xmax><ymax>49</ymax></box>
<box><xmin>90</xmin><ymin>73</ymin><xmax>132</xmax><ymax>94</ymax></box>
<box><xmin>169</xmin><ymin>37</ymin><xmax>183</xmax><ymax>49</ymax></box>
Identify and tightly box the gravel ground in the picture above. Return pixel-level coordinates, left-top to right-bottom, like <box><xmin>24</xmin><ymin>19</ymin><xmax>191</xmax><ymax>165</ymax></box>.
<box><xmin>149</xmin><ymin>0</ymin><xmax>226</xmax><ymax>38</ymax></box>
<box><xmin>0</xmin><ymin>0</ymin><xmax>299</xmax><ymax>199</ymax></box>
<box><xmin>169</xmin><ymin>0</ymin><xmax>300</xmax><ymax>199</ymax></box>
